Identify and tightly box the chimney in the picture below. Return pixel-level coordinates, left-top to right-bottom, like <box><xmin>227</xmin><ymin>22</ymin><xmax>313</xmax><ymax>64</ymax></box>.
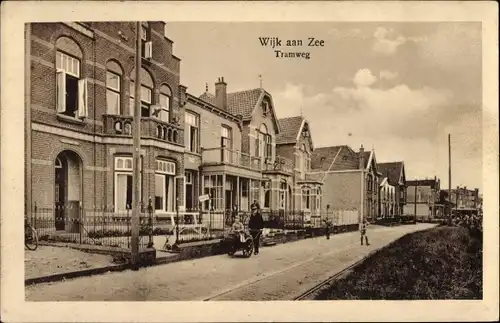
<box><xmin>359</xmin><ymin>144</ymin><xmax>365</xmax><ymax>170</ymax></box>
<box><xmin>215</xmin><ymin>77</ymin><xmax>227</xmax><ymax>110</ymax></box>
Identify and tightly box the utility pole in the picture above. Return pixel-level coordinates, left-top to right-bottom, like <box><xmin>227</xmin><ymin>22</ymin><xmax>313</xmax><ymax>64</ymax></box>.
<box><xmin>448</xmin><ymin>133</ymin><xmax>452</xmax><ymax>226</ymax></box>
<box><xmin>414</xmin><ymin>183</ymin><xmax>418</xmax><ymax>223</ymax></box>
<box><xmin>131</xmin><ymin>21</ymin><xmax>142</xmax><ymax>266</ymax></box>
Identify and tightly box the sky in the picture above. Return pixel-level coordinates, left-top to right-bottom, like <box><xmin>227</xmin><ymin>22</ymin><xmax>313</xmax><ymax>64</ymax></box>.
<box><xmin>165</xmin><ymin>22</ymin><xmax>483</xmax><ymax>190</ymax></box>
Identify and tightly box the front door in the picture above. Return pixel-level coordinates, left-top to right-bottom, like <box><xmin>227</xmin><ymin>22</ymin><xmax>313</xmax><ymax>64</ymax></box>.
<box><xmin>54</xmin><ymin>163</ymin><xmax>66</xmax><ymax>230</ymax></box>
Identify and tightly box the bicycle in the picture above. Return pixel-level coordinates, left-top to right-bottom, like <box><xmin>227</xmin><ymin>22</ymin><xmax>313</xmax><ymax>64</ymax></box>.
<box><xmin>25</xmin><ymin>218</ymin><xmax>39</xmax><ymax>251</ymax></box>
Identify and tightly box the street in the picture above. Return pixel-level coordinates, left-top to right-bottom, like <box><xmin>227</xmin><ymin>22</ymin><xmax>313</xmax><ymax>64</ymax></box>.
<box><xmin>25</xmin><ymin>223</ymin><xmax>436</xmax><ymax>301</ymax></box>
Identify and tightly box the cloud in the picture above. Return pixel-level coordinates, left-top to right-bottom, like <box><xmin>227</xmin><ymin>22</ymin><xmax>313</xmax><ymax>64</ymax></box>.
<box><xmin>353</xmin><ymin>68</ymin><xmax>377</xmax><ymax>87</ymax></box>
<box><xmin>417</xmin><ymin>23</ymin><xmax>481</xmax><ymax>72</ymax></box>
<box><xmin>379</xmin><ymin>70</ymin><xmax>398</xmax><ymax>80</ymax></box>
<box><xmin>373</xmin><ymin>27</ymin><xmax>407</xmax><ymax>55</ymax></box>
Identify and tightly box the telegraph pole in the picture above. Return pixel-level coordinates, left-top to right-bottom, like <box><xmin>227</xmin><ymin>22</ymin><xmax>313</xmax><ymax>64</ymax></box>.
<box><xmin>448</xmin><ymin>134</ymin><xmax>452</xmax><ymax>226</ymax></box>
<box><xmin>131</xmin><ymin>21</ymin><xmax>142</xmax><ymax>266</ymax></box>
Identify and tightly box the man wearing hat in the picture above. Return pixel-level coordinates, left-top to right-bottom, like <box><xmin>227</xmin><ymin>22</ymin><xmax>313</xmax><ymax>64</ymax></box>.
<box><xmin>248</xmin><ymin>200</ymin><xmax>264</xmax><ymax>255</ymax></box>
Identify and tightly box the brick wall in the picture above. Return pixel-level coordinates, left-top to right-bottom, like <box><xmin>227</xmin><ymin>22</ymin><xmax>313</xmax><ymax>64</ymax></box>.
<box><xmin>28</xmin><ymin>22</ymin><xmax>185</xmax><ymax>215</ymax></box>
<box><xmin>322</xmin><ymin>171</ymin><xmax>362</xmax><ymax>211</ymax></box>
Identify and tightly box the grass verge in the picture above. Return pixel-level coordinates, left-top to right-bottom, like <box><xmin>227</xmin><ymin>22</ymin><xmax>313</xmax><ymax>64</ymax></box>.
<box><xmin>315</xmin><ymin>225</ymin><xmax>482</xmax><ymax>300</ymax></box>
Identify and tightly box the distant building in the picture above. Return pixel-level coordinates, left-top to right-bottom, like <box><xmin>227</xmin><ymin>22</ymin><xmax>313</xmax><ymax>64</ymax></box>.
<box><xmin>377</xmin><ymin>162</ymin><xmax>407</xmax><ymax>217</ymax></box>
<box><xmin>404</xmin><ymin>177</ymin><xmax>442</xmax><ymax>221</ymax></box>
<box><xmin>448</xmin><ymin>186</ymin><xmax>480</xmax><ymax>215</ymax></box>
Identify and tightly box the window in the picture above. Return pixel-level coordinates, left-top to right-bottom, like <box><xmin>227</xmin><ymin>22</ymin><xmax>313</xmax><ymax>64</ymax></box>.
<box><xmin>256</xmin><ymin>124</ymin><xmax>272</xmax><ymax>161</ymax></box>
<box><xmin>221</xmin><ymin>125</ymin><xmax>232</xmax><ymax>162</ymax></box>
<box><xmin>302</xmin><ymin>187</ymin><xmax>311</xmax><ymax>210</ymax></box>
<box><xmin>114</xmin><ymin>157</ymin><xmax>142</xmax><ymax>212</ymax></box>
<box><xmin>157</xmin><ymin>85</ymin><xmax>171</xmax><ymax>122</ymax></box>
<box><xmin>279</xmin><ymin>182</ymin><xmax>287</xmax><ymax>210</ymax></box>
<box><xmin>155</xmin><ymin>160</ymin><xmax>176</xmax><ymax>212</ymax></box>
<box><xmin>140</xmin><ymin>24</ymin><xmax>151</xmax><ymax>58</ymax></box>
<box><xmin>106</xmin><ymin>70</ymin><xmax>121</xmax><ymax>115</ymax></box>
<box><xmin>185</xmin><ymin>112</ymin><xmax>199</xmax><ymax>153</ymax></box>
<box><xmin>56</xmin><ymin>51</ymin><xmax>87</xmax><ymax>119</ymax></box>
<box><xmin>130</xmin><ymin>82</ymin><xmax>152</xmax><ymax>117</ymax></box>
<box><xmin>129</xmin><ymin>67</ymin><xmax>154</xmax><ymax>117</ymax></box>
<box><xmin>185</xmin><ymin>171</ymin><xmax>195</xmax><ymax>210</ymax></box>
<box><xmin>203</xmin><ymin>175</ymin><xmax>223</xmax><ymax>210</ymax></box>
<box><xmin>250</xmin><ymin>180</ymin><xmax>260</xmax><ymax>206</ymax></box>
<box><xmin>262</xmin><ymin>101</ymin><xmax>269</xmax><ymax>116</ymax></box>
<box><xmin>261</xmin><ymin>181</ymin><xmax>270</xmax><ymax>209</ymax></box>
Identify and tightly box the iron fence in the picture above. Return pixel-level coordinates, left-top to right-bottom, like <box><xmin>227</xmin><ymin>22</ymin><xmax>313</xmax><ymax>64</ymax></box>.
<box><xmin>30</xmin><ymin>201</ymin><xmax>157</xmax><ymax>249</ymax></box>
<box><xmin>28</xmin><ymin>202</ymin><xmax>362</xmax><ymax>247</ymax></box>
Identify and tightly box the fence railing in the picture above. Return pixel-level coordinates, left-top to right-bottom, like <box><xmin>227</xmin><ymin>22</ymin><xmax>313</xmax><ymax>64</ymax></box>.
<box><xmin>202</xmin><ymin>147</ymin><xmax>261</xmax><ymax>171</ymax></box>
<box><xmin>28</xmin><ymin>202</ymin><xmax>361</xmax><ymax>247</ymax></box>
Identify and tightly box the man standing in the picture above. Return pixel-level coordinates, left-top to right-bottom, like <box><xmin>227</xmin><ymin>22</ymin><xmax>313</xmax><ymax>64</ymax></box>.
<box><xmin>360</xmin><ymin>218</ymin><xmax>370</xmax><ymax>246</ymax></box>
<box><xmin>249</xmin><ymin>200</ymin><xmax>264</xmax><ymax>255</ymax></box>
<box><xmin>324</xmin><ymin>218</ymin><xmax>332</xmax><ymax>240</ymax></box>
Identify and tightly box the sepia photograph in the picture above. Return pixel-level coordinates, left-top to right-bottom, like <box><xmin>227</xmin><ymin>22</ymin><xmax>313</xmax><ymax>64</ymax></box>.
<box><xmin>1</xmin><ymin>1</ymin><xmax>498</xmax><ymax>322</ymax></box>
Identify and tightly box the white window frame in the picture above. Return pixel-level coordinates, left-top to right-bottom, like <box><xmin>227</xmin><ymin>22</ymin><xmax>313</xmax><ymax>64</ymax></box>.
<box><xmin>158</xmin><ymin>90</ymin><xmax>171</xmax><ymax>123</ymax></box>
<box><xmin>185</xmin><ymin>111</ymin><xmax>199</xmax><ymax>153</ymax></box>
<box><xmin>130</xmin><ymin>81</ymin><xmax>152</xmax><ymax>117</ymax></box>
<box><xmin>106</xmin><ymin>70</ymin><xmax>121</xmax><ymax>115</ymax></box>
<box><xmin>155</xmin><ymin>160</ymin><xmax>177</xmax><ymax>213</ymax></box>
<box><xmin>114</xmin><ymin>157</ymin><xmax>142</xmax><ymax>213</ymax></box>
<box><xmin>56</xmin><ymin>51</ymin><xmax>87</xmax><ymax>119</ymax></box>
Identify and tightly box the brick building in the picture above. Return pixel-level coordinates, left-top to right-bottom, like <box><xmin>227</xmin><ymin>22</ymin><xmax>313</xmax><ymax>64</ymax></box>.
<box><xmin>449</xmin><ymin>186</ymin><xmax>480</xmax><ymax>211</ymax></box>
<box><xmin>310</xmin><ymin>144</ymin><xmax>379</xmax><ymax>221</ymax></box>
<box><xmin>195</xmin><ymin>82</ymin><xmax>323</xmax><ymax>216</ymax></box>
<box><xmin>25</xmin><ymin>22</ymin><xmax>186</xmax><ymax>223</ymax></box>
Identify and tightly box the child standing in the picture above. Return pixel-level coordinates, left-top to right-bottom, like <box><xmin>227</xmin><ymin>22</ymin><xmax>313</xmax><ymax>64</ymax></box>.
<box><xmin>360</xmin><ymin>218</ymin><xmax>370</xmax><ymax>246</ymax></box>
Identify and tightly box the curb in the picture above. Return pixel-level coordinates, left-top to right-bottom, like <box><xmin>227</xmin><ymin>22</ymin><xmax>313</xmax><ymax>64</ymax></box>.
<box><xmin>26</xmin><ymin>225</ymin><xmax>411</xmax><ymax>286</ymax></box>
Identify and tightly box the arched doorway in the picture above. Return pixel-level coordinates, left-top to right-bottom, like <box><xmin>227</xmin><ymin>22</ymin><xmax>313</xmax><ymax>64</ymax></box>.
<box><xmin>54</xmin><ymin>150</ymin><xmax>83</xmax><ymax>231</ymax></box>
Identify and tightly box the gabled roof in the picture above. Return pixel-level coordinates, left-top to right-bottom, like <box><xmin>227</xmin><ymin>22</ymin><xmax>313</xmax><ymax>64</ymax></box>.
<box><xmin>311</xmin><ymin>145</ymin><xmax>359</xmax><ymax>171</ymax></box>
<box><xmin>378</xmin><ymin>162</ymin><xmax>405</xmax><ymax>186</ymax></box>
<box><xmin>276</xmin><ymin>116</ymin><xmax>304</xmax><ymax>145</ymax></box>
<box><xmin>199</xmin><ymin>88</ymin><xmax>263</xmax><ymax>119</ymax></box>
<box><xmin>199</xmin><ymin>87</ymin><xmax>280</xmax><ymax>132</ymax></box>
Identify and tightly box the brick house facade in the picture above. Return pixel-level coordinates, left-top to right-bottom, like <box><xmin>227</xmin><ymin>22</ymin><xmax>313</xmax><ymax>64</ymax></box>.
<box><xmin>310</xmin><ymin>144</ymin><xmax>379</xmax><ymax>221</ymax></box>
<box><xmin>195</xmin><ymin>81</ymin><xmax>322</xmax><ymax>217</ymax></box>
<box><xmin>26</xmin><ymin>22</ymin><xmax>185</xmax><ymax>224</ymax></box>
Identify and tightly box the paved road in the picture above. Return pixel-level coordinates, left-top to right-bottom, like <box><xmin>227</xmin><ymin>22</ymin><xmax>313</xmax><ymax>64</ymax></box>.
<box><xmin>25</xmin><ymin>223</ymin><xmax>436</xmax><ymax>301</ymax></box>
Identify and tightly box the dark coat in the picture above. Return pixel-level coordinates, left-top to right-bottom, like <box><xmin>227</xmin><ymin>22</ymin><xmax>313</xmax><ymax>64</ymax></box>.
<box><xmin>248</xmin><ymin>213</ymin><xmax>264</xmax><ymax>230</ymax></box>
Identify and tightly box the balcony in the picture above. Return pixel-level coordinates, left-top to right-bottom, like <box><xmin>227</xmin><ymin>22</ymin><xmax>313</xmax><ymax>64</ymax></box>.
<box><xmin>202</xmin><ymin>147</ymin><xmax>261</xmax><ymax>172</ymax></box>
<box><xmin>102</xmin><ymin>115</ymin><xmax>183</xmax><ymax>146</ymax></box>
<box><xmin>263</xmin><ymin>156</ymin><xmax>293</xmax><ymax>174</ymax></box>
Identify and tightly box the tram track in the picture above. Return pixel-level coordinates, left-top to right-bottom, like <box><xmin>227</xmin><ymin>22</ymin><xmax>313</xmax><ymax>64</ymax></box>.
<box><xmin>202</xmin><ymin>243</ymin><xmax>367</xmax><ymax>301</ymax></box>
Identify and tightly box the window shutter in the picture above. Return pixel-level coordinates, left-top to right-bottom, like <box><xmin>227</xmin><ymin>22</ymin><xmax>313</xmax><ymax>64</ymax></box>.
<box><xmin>56</xmin><ymin>69</ymin><xmax>66</xmax><ymax>113</ymax></box>
<box><xmin>145</xmin><ymin>41</ymin><xmax>153</xmax><ymax>59</ymax></box>
<box><xmin>77</xmin><ymin>78</ymin><xmax>88</xmax><ymax>118</ymax></box>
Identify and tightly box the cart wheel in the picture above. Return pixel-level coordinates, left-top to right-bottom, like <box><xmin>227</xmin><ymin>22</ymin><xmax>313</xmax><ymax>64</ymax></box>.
<box><xmin>242</xmin><ymin>240</ymin><xmax>254</xmax><ymax>258</ymax></box>
<box><xmin>25</xmin><ymin>227</ymin><xmax>38</xmax><ymax>251</ymax></box>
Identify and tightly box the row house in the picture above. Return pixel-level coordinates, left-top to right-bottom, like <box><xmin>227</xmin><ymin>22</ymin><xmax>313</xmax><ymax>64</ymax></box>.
<box><xmin>404</xmin><ymin>177</ymin><xmax>441</xmax><ymax>221</ymax></box>
<box><xmin>192</xmin><ymin>80</ymin><xmax>323</xmax><ymax>216</ymax></box>
<box><xmin>25</xmin><ymin>22</ymin><xmax>186</xmax><ymax>224</ymax></box>
<box><xmin>310</xmin><ymin>144</ymin><xmax>378</xmax><ymax>221</ymax></box>
<box><xmin>377</xmin><ymin>162</ymin><xmax>407</xmax><ymax>217</ymax></box>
